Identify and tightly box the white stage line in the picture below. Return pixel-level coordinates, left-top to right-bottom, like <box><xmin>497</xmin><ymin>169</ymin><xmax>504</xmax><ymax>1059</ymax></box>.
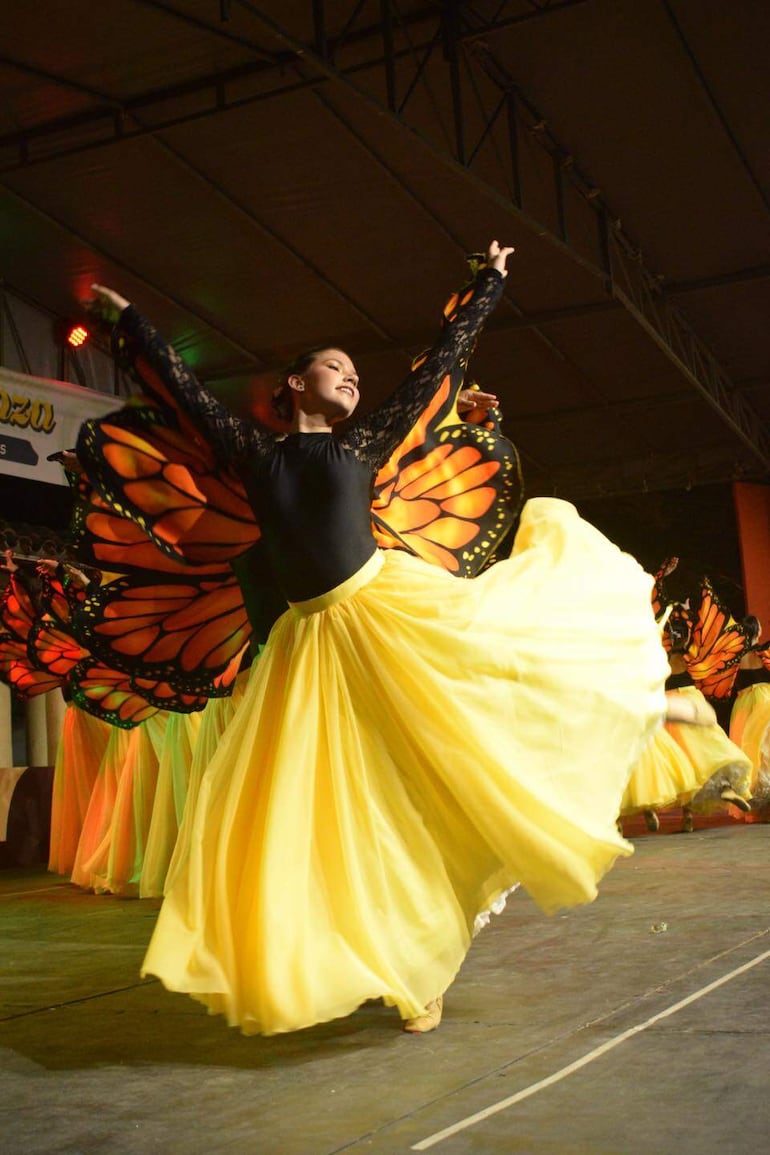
<box><xmin>412</xmin><ymin>944</ymin><xmax>770</xmax><ymax>1150</ymax></box>
<box><xmin>0</xmin><ymin>885</ymin><xmax>66</xmax><ymax>900</ymax></box>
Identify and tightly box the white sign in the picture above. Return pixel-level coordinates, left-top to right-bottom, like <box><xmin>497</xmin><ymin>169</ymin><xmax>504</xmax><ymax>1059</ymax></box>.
<box><xmin>0</xmin><ymin>366</ymin><xmax>118</xmax><ymax>487</ymax></box>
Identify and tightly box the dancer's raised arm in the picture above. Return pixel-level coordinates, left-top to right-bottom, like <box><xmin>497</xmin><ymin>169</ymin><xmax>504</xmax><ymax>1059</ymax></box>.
<box><xmin>88</xmin><ymin>285</ymin><xmax>267</xmax><ymax>463</ymax></box>
<box><xmin>340</xmin><ymin>241</ymin><xmax>512</xmax><ymax>470</ymax></box>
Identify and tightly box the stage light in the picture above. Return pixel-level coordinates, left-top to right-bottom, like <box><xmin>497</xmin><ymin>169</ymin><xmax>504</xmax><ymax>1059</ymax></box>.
<box><xmin>66</xmin><ymin>324</ymin><xmax>89</xmax><ymax>348</ymax></box>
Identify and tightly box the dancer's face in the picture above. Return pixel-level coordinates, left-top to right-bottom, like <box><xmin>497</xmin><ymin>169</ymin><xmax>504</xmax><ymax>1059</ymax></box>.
<box><xmin>289</xmin><ymin>349</ymin><xmax>360</xmax><ymax>420</ymax></box>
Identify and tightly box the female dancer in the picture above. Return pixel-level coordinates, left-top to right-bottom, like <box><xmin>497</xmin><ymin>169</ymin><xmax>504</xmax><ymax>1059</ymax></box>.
<box><xmin>87</xmin><ymin>242</ymin><xmax>671</xmax><ymax>1036</ymax></box>
<box><xmin>621</xmin><ymin>617</ymin><xmax>749</xmax><ymax>834</ymax></box>
<box><xmin>729</xmin><ymin>616</ymin><xmax>770</xmax><ymax>812</ymax></box>
<box><xmin>666</xmin><ymin>641</ymin><xmax>751</xmax><ymax>832</ymax></box>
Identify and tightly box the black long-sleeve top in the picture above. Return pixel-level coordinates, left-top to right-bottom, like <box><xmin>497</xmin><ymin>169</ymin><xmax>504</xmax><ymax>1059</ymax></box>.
<box><xmin>734</xmin><ymin>666</ymin><xmax>770</xmax><ymax>691</ymax></box>
<box><xmin>116</xmin><ymin>267</ymin><xmax>505</xmax><ymax>601</ymax></box>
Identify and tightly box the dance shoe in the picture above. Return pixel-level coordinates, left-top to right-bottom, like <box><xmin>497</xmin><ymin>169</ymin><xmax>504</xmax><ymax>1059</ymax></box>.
<box><xmin>403</xmin><ymin>997</ymin><xmax>443</xmax><ymax>1034</ymax></box>
<box><xmin>720</xmin><ymin>787</ymin><xmax>751</xmax><ymax>813</ymax></box>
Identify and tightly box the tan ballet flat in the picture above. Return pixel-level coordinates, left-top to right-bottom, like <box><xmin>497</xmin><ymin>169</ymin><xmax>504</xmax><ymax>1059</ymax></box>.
<box><xmin>403</xmin><ymin>996</ymin><xmax>443</xmax><ymax>1034</ymax></box>
<box><xmin>720</xmin><ymin>787</ymin><xmax>751</xmax><ymax>813</ymax></box>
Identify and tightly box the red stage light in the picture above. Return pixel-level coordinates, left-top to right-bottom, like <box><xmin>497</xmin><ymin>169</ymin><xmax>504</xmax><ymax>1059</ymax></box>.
<box><xmin>66</xmin><ymin>324</ymin><xmax>89</xmax><ymax>349</ymax></box>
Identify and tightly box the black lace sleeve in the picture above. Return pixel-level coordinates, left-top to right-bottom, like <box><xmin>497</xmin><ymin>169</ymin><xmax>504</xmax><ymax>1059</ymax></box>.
<box><xmin>114</xmin><ymin>305</ymin><xmax>270</xmax><ymax>463</ymax></box>
<box><xmin>340</xmin><ymin>267</ymin><xmax>505</xmax><ymax>470</ymax></box>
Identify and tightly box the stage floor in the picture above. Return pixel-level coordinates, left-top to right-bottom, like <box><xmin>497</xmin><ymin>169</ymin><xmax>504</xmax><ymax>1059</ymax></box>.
<box><xmin>2</xmin><ymin>824</ymin><xmax>769</xmax><ymax>1154</ymax></box>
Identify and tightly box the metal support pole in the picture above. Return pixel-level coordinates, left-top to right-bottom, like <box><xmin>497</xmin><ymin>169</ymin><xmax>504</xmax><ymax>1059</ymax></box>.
<box><xmin>2</xmin><ymin>291</ymin><xmax>32</xmax><ymax>375</ymax></box>
<box><xmin>313</xmin><ymin>0</ymin><xmax>327</xmax><ymax>59</ymax></box>
<box><xmin>553</xmin><ymin>153</ymin><xmax>567</xmax><ymax>242</ymax></box>
<box><xmin>442</xmin><ymin>1</ymin><xmax>466</xmax><ymax>165</ymax></box>
<box><xmin>506</xmin><ymin>92</ymin><xmax>522</xmax><ymax>209</ymax></box>
<box><xmin>25</xmin><ymin>695</ymin><xmax>48</xmax><ymax>766</ymax></box>
<box><xmin>45</xmin><ymin>690</ymin><xmax>67</xmax><ymax>771</ymax></box>
<box><xmin>0</xmin><ymin>682</ymin><xmax>12</xmax><ymax>767</ymax></box>
<box><xmin>380</xmin><ymin>0</ymin><xmax>397</xmax><ymax>112</ymax></box>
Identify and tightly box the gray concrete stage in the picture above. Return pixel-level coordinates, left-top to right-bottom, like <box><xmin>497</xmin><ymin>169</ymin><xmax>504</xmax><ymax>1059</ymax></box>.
<box><xmin>1</xmin><ymin>825</ymin><xmax>769</xmax><ymax>1155</ymax></box>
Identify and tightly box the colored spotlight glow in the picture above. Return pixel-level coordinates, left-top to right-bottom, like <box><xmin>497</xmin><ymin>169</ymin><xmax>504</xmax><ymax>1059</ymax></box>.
<box><xmin>66</xmin><ymin>324</ymin><xmax>89</xmax><ymax>348</ymax></box>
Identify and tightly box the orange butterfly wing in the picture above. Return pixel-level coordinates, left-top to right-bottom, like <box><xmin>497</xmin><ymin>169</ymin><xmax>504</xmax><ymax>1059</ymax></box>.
<box><xmin>686</xmin><ymin>582</ymin><xmax>746</xmax><ymax>698</ymax></box>
<box><xmin>0</xmin><ymin>633</ymin><xmax>63</xmax><ymax>699</ymax></box>
<box><xmin>372</xmin><ymin>364</ymin><xmax>522</xmax><ymax>576</ymax></box>
<box><xmin>62</xmin><ymin>463</ymin><xmax>254</xmax><ymax>701</ymax></box>
<box><xmin>78</xmin><ymin>405</ymin><xmax>259</xmax><ymax>566</ymax></box>
<box><xmin>69</xmin><ymin>660</ymin><xmax>160</xmax><ymax>728</ymax></box>
<box><xmin>0</xmin><ymin>573</ymin><xmax>38</xmax><ymax>642</ymax></box>
<box><xmin>72</xmin><ymin>573</ymin><xmax>250</xmax><ymax>702</ymax></box>
<box><xmin>28</xmin><ymin>622</ymin><xmax>90</xmax><ymax>680</ymax></box>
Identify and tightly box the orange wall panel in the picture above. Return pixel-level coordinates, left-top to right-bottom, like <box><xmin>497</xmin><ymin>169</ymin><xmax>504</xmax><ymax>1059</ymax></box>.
<box><xmin>733</xmin><ymin>482</ymin><xmax>770</xmax><ymax>628</ymax></box>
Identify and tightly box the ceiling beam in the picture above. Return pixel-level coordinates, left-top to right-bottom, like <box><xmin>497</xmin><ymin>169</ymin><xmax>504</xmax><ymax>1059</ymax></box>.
<box><xmin>661</xmin><ymin>0</ymin><xmax>770</xmax><ymax>220</ymax></box>
<box><xmin>537</xmin><ymin>442</ymin><xmax>758</xmax><ymax>501</ymax></box>
<box><xmin>0</xmin><ymin>1</ymin><xmax>589</xmax><ymax>169</ymax></box>
<box><xmin>2</xmin><ymin>2</ymin><xmax>767</xmax><ymax>482</ymax></box>
<box><xmin>224</xmin><ymin>3</ymin><xmax>770</xmax><ymax>473</ymax></box>
<box><xmin>0</xmin><ymin>54</ymin><xmax>123</xmax><ymax>107</ymax></box>
<box><xmin>0</xmin><ymin>185</ymin><xmax>267</xmax><ymax>365</ymax></box>
<box><xmin>666</xmin><ymin>263</ymin><xmax>770</xmax><ymax>295</ymax></box>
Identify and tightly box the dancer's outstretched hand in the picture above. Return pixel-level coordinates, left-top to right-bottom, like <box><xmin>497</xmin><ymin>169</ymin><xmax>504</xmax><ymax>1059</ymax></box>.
<box><xmin>86</xmin><ymin>284</ymin><xmax>130</xmax><ymax>324</ymax></box>
<box><xmin>457</xmin><ymin>387</ymin><xmax>499</xmax><ymax>413</ymax></box>
<box><xmin>487</xmin><ymin>240</ymin><xmax>514</xmax><ymax>276</ymax></box>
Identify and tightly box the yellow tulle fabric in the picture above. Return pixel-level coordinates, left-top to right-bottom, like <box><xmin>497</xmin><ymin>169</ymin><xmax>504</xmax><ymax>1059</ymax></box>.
<box><xmin>48</xmin><ymin>704</ymin><xmax>111</xmax><ymax>876</ymax></box>
<box><xmin>91</xmin><ymin>712</ymin><xmax>169</xmax><ymax>894</ymax></box>
<box><xmin>71</xmin><ymin>714</ymin><xmax>169</xmax><ymax>893</ymax></box>
<box><xmin>666</xmin><ymin>686</ymin><xmax>752</xmax><ymax>813</ymax></box>
<box><xmin>140</xmin><ymin>711</ymin><xmax>201</xmax><ymax>898</ymax></box>
<box><xmin>143</xmin><ymin>497</ymin><xmax>668</xmax><ymax>1035</ymax></box>
<box><xmin>730</xmin><ymin>684</ymin><xmax>770</xmax><ymax>805</ymax></box>
<box><xmin>70</xmin><ymin>725</ymin><xmax>132</xmax><ymax>889</ymax></box>
<box><xmin>163</xmin><ymin>666</ymin><xmax>252</xmax><ymax>897</ymax></box>
<box><xmin>621</xmin><ymin>721</ymin><xmax>709</xmax><ymax>815</ymax></box>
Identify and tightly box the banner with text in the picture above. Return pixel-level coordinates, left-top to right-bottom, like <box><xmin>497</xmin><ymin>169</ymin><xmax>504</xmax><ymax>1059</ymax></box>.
<box><xmin>0</xmin><ymin>366</ymin><xmax>118</xmax><ymax>487</ymax></box>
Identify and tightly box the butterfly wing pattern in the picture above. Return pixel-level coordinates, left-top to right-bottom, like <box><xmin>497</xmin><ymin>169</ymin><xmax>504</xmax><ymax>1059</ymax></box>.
<box><xmin>0</xmin><ymin>564</ymin><xmax>163</xmax><ymax>727</ymax></box>
<box><xmin>686</xmin><ymin>580</ymin><xmax>748</xmax><ymax>699</ymax></box>
<box><xmin>59</xmin><ymin>263</ymin><xmax>520</xmax><ymax>709</ymax></box>
<box><xmin>65</xmin><ymin>459</ymin><xmax>252</xmax><ymax>703</ymax></box>
<box><xmin>372</xmin><ymin>268</ymin><xmax>523</xmax><ymax>576</ymax></box>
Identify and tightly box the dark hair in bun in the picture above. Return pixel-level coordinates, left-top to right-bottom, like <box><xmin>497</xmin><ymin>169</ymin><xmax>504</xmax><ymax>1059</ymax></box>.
<box><xmin>742</xmin><ymin>614</ymin><xmax>761</xmax><ymax>646</ymax></box>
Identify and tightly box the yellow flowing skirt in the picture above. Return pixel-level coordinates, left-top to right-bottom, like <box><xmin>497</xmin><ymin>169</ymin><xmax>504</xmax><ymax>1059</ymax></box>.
<box><xmin>163</xmin><ymin>666</ymin><xmax>252</xmax><ymax>897</ymax></box>
<box><xmin>140</xmin><ymin>711</ymin><xmax>202</xmax><ymax>898</ymax></box>
<box><xmin>666</xmin><ymin>687</ymin><xmax>752</xmax><ymax>813</ymax></box>
<box><xmin>621</xmin><ymin>722</ymin><xmax>709</xmax><ymax>815</ymax></box>
<box><xmin>93</xmin><ymin>712</ymin><xmax>169</xmax><ymax>894</ymax></box>
<box><xmin>730</xmin><ymin>684</ymin><xmax>770</xmax><ymax>805</ymax></box>
<box><xmin>143</xmin><ymin>498</ymin><xmax>668</xmax><ymax>1034</ymax></box>
<box><xmin>48</xmin><ymin>704</ymin><xmax>111</xmax><ymax>876</ymax></box>
<box><xmin>72</xmin><ymin>714</ymin><xmax>168</xmax><ymax>893</ymax></box>
<box><xmin>70</xmin><ymin>725</ymin><xmax>132</xmax><ymax>889</ymax></box>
